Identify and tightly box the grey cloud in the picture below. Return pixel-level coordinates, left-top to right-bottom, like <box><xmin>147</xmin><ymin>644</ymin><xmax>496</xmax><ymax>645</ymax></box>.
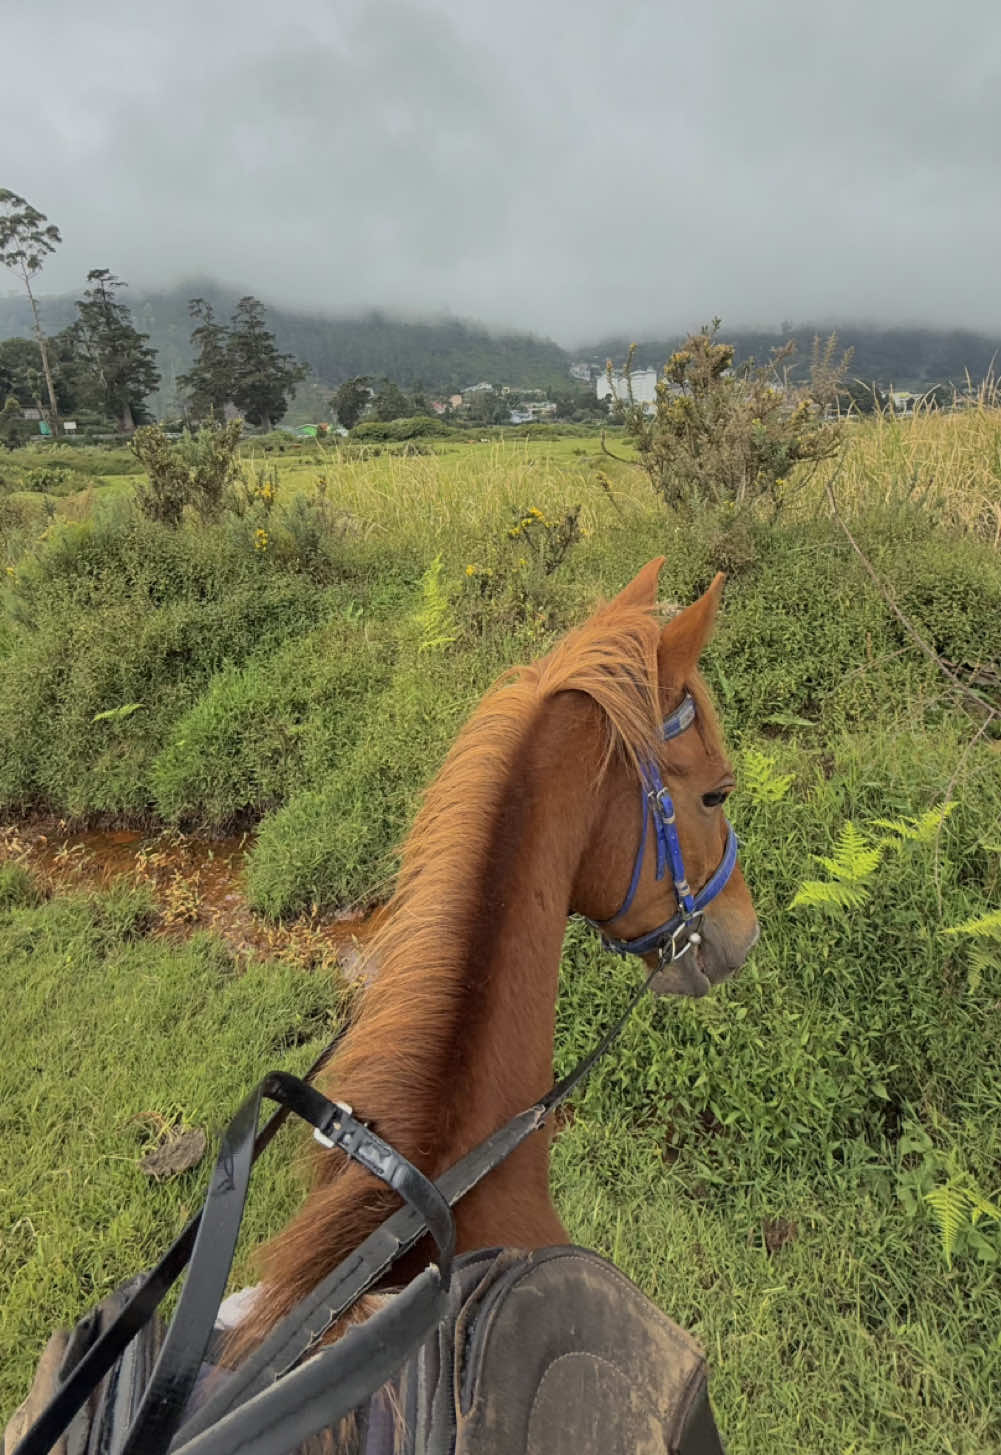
<box><xmin>2</xmin><ymin>0</ymin><xmax>1000</xmax><ymax>341</ymax></box>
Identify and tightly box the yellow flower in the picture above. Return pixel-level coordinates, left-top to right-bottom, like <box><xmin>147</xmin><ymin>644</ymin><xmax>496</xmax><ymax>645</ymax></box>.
<box><xmin>519</xmin><ymin>557</ymin><xmax>527</xmax><ymax>566</ymax></box>
<box><xmin>254</xmin><ymin>529</ymin><xmax>269</xmax><ymax>552</ymax></box>
<box><xmin>465</xmin><ymin>563</ymin><xmax>476</xmax><ymax>576</ymax></box>
<box><xmin>528</xmin><ymin>507</ymin><xmax>543</xmax><ymax>519</ymax></box>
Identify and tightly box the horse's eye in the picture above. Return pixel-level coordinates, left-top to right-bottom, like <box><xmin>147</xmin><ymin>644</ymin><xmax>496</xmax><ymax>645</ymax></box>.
<box><xmin>702</xmin><ymin>789</ymin><xmax>731</xmax><ymax>809</ymax></box>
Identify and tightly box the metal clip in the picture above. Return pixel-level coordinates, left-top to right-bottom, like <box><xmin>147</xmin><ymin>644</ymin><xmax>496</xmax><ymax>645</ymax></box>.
<box><xmin>313</xmin><ymin>1101</ymin><xmax>354</xmax><ymax>1149</ymax></box>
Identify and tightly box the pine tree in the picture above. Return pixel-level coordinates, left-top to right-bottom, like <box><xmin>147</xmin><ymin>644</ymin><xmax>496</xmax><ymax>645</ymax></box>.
<box><xmin>226</xmin><ymin>296</ymin><xmax>306</xmax><ymax>427</ymax></box>
<box><xmin>71</xmin><ymin>269</ymin><xmax>160</xmax><ymax>432</ymax></box>
<box><xmin>178</xmin><ymin>298</ymin><xmax>233</xmax><ymax>422</ymax></box>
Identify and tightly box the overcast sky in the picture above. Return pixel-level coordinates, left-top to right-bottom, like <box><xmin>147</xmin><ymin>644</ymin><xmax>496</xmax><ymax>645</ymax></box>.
<box><xmin>2</xmin><ymin>0</ymin><xmax>999</xmax><ymax>343</ymax></box>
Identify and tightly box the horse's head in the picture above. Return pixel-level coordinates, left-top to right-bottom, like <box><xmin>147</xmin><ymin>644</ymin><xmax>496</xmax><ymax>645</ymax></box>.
<box><xmin>574</xmin><ymin>558</ymin><xmax>759</xmax><ymax>997</ymax></box>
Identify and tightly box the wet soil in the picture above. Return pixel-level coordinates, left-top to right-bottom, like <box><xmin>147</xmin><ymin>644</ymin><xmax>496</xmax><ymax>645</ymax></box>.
<box><xmin>0</xmin><ymin>821</ymin><xmax>384</xmax><ymax>979</ymax></box>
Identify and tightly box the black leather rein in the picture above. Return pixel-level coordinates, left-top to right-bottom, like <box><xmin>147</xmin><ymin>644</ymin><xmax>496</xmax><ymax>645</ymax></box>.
<box><xmin>14</xmin><ymin>965</ymin><xmax>660</xmax><ymax>1455</ymax></box>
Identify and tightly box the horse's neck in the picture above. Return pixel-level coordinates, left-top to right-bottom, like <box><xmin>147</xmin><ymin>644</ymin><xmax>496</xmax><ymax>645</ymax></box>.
<box><xmin>382</xmin><ymin>689</ymin><xmax>600</xmax><ymax>1249</ymax></box>
<box><xmin>243</xmin><ymin>692</ymin><xmax>601</xmax><ymax>1334</ymax></box>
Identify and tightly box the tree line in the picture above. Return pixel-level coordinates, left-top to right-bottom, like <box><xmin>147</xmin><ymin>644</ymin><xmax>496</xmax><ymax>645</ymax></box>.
<box><xmin>1</xmin><ymin>189</ymin><xmax>307</xmax><ymax>442</ymax></box>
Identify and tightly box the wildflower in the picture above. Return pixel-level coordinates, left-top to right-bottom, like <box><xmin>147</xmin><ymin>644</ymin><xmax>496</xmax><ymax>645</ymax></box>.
<box><xmin>507</xmin><ymin>527</ymin><xmax>521</xmax><ymax>538</ymax></box>
<box><xmin>254</xmin><ymin>529</ymin><xmax>269</xmax><ymax>552</ymax></box>
<box><xmin>465</xmin><ymin>563</ymin><xmax>477</xmax><ymax>576</ymax></box>
<box><xmin>519</xmin><ymin>557</ymin><xmax>527</xmax><ymax>567</ymax></box>
<box><xmin>528</xmin><ymin>507</ymin><xmax>543</xmax><ymax>519</ymax></box>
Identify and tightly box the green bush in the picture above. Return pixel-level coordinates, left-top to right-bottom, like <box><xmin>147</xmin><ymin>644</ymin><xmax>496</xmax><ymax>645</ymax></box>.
<box><xmin>151</xmin><ymin>617</ymin><xmax>394</xmax><ymax>829</ymax></box>
<box><xmin>351</xmin><ymin>416</ymin><xmax>456</xmax><ymax>443</ymax></box>
<box><xmin>131</xmin><ymin>421</ymin><xmax>244</xmax><ymax>527</ymax></box>
<box><xmin>246</xmin><ymin>643</ymin><xmax>500</xmax><ymax>916</ymax></box>
<box><xmin>0</xmin><ymin>521</ymin><xmax>330</xmax><ymax>817</ymax></box>
<box><xmin>615</xmin><ymin>322</ymin><xmax>845</xmax><ymax>512</ymax></box>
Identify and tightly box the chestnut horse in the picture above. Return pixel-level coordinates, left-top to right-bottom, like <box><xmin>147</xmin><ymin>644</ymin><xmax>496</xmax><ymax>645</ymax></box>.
<box><xmin>233</xmin><ymin>557</ymin><xmax>759</xmax><ymax>1357</ymax></box>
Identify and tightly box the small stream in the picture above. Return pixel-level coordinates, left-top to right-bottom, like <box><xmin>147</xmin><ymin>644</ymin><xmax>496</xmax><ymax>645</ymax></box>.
<box><xmin>1</xmin><ymin>822</ymin><xmax>381</xmax><ymax>978</ymax></box>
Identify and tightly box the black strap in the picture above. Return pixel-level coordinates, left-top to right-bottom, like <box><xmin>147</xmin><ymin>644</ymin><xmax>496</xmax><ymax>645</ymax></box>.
<box><xmin>10</xmin><ymin>1033</ymin><xmax>352</xmax><ymax>1455</ymax></box>
<box><xmin>170</xmin><ymin>967</ymin><xmax>660</xmax><ymax>1450</ymax></box>
<box><xmin>114</xmin><ymin>1073</ymin><xmax>454</xmax><ymax>1455</ymax></box>
<box><xmin>17</xmin><ymin>966</ymin><xmax>660</xmax><ymax>1455</ymax></box>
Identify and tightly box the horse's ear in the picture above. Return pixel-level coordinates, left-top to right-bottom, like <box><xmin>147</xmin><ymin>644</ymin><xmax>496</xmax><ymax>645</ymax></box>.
<box><xmin>609</xmin><ymin>557</ymin><xmax>666</xmax><ymax>610</ymax></box>
<box><xmin>657</xmin><ymin>572</ymin><xmax>725</xmax><ymax>685</ymax></box>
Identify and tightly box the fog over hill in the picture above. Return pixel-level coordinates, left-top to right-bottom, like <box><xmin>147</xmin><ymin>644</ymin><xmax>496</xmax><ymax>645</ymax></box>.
<box><xmin>3</xmin><ymin>281</ymin><xmax>1000</xmax><ymax>420</ymax></box>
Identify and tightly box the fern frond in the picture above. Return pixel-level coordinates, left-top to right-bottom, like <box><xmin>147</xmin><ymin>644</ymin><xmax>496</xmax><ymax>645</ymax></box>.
<box><xmin>943</xmin><ymin>908</ymin><xmax>1001</xmax><ymax>939</ymax></box>
<box><xmin>967</xmin><ymin>1186</ymin><xmax>1001</xmax><ymax>1222</ymax></box>
<box><xmin>813</xmin><ymin>822</ymin><xmax>882</xmax><ymax>882</ymax></box>
<box><xmin>740</xmin><ymin>748</ymin><xmax>795</xmax><ymax>805</ymax></box>
<box><xmin>790</xmin><ymin>879</ymin><xmax>870</xmax><ymax>911</ymax></box>
<box><xmin>924</xmin><ymin>1176</ymin><xmax>1001</xmax><ymax>1267</ymax></box>
<box><xmin>924</xmin><ymin>1182</ymin><xmax>969</xmax><ymax>1268</ymax></box>
<box><xmin>413</xmin><ymin>554</ymin><xmax>457</xmax><ymax>654</ymax></box>
<box><xmin>873</xmin><ymin>799</ymin><xmax>957</xmax><ymax>847</ymax></box>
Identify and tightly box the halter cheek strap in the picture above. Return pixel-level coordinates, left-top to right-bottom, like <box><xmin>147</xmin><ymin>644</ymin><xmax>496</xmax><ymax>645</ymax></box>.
<box><xmin>585</xmin><ymin>692</ymin><xmax>739</xmax><ymax>964</ymax></box>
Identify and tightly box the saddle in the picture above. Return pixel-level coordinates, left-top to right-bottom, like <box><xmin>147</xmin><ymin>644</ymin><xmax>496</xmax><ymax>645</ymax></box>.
<box><xmin>5</xmin><ymin>1246</ymin><xmax>724</xmax><ymax>1455</ymax></box>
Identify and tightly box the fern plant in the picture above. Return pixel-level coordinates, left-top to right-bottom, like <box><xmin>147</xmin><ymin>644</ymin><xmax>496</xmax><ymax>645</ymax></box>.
<box><xmin>413</xmin><ymin>555</ymin><xmax>457</xmax><ymax>654</ymax></box>
<box><xmin>791</xmin><ymin>821</ymin><xmax>881</xmax><ymax>912</ymax></box>
<box><xmin>791</xmin><ymin>800</ymin><xmax>956</xmax><ymax>915</ymax></box>
<box><xmin>872</xmin><ymin>800</ymin><xmax>957</xmax><ymax>846</ymax></box>
<box><xmin>925</xmin><ymin>1175</ymin><xmax>1001</xmax><ymax>1268</ymax></box>
<box><xmin>897</xmin><ymin>1124</ymin><xmax>1001</xmax><ymax>1268</ymax></box>
<box><xmin>740</xmin><ymin>748</ymin><xmax>794</xmax><ymax>805</ymax></box>
<box><xmin>943</xmin><ymin>906</ymin><xmax>1001</xmax><ymax>994</ymax></box>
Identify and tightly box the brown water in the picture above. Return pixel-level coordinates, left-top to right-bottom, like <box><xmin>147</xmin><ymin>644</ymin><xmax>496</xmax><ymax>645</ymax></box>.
<box><xmin>1</xmin><ymin>821</ymin><xmax>383</xmax><ymax>977</ymax></box>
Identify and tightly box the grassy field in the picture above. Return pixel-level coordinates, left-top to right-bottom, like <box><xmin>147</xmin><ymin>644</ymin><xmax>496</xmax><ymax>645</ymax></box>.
<box><xmin>2</xmin><ymin>413</ymin><xmax>1001</xmax><ymax>1450</ymax></box>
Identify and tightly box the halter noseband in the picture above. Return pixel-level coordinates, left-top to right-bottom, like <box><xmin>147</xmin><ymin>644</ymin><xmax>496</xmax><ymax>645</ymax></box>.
<box><xmin>586</xmin><ymin>691</ymin><xmax>738</xmax><ymax>966</ymax></box>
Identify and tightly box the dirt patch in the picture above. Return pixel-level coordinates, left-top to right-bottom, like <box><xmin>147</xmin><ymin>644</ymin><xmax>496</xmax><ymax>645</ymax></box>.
<box><xmin>0</xmin><ymin>821</ymin><xmax>385</xmax><ymax>980</ymax></box>
<box><xmin>761</xmin><ymin>1217</ymin><xmax>798</xmax><ymax>1254</ymax></box>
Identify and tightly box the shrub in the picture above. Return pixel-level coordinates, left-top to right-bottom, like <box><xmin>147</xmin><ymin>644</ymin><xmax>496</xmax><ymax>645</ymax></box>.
<box><xmin>351</xmin><ymin>416</ymin><xmax>455</xmax><ymax>443</ymax></box>
<box><xmin>615</xmin><ymin>321</ymin><xmax>846</xmax><ymax>512</ymax></box>
<box><xmin>151</xmin><ymin>616</ymin><xmax>394</xmax><ymax>829</ymax></box>
<box><xmin>131</xmin><ymin>420</ymin><xmax>244</xmax><ymax>526</ymax></box>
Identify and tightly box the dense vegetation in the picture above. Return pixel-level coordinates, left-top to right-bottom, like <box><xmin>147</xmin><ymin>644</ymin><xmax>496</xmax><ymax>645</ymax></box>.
<box><xmin>6</xmin><ymin>280</ymin><xmax>1001</xmax><ymax>421</ymax></box>
<box><xmin>2</xmin><ymin>411</ymin><xmax>1001</xmax><ymax>1451</ymax></box>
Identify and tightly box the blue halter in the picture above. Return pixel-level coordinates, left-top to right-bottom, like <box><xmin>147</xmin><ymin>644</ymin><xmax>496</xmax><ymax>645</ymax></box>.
<box><xmin>586</xmin><ymin>692</ymin><xmax>739</xmax><ymax>964</ymax></box>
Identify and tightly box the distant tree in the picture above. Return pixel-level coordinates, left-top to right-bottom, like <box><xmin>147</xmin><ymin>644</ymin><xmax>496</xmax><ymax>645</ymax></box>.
<box><xmin>0</xmin><ymin>189</ymin><xmax>62</xmax><ymax>435</ymax></box>
<box><xmin>371</xmin><ymin>378</ymin><xmax>413</xmax><ymax>422</ymax></box>
<box><xmin>226</xmin><ymin>296</ymin><xmax>306</xmax><ymax>427</ymax></box>
<box><xmin>0</xmin><ymin>334</ymin><xmax>80</xmax><ymax>417</ymax></box>
<box><xmin>0</xmin><ymin>392</ymin><xmax>29</xmax><ymax>448</ymax></box>
<box><xmin>840</xmin><ymin>378</ymin><xmax>889</xmax><ymax>415</ymax></box>
<box><xmin>331</xmin><ymin>376</ymin><xmax>371</xmax><ymax>431</ymax></box>
<box><xmin>410</xmin><ymin>383</ymin><xmax>433</xmax><ymax>416</ymax></box>
<box><xmin>178</xmin><ymin>298</ymin><xmax>233</xmax><ymax>422</ymax></box>
<box><xmin>464</xmin><ymin>389</ymin><xmax>510</xmax><ymax>426</ymax></box>
<box><xmin>0</xmin><ymin>336</ymin><xmax>47</xmax><ymax>413</ymax></box>
<box><xmin>71</xmin><ymin>269</ymin><xmax>160</xmax><ymax>432</ymax></box>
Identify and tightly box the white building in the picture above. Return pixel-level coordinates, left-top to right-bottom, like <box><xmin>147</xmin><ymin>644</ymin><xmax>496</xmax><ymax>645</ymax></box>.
<box><xmin>596</xmin><ymin>368</ymin><xmax>659</xmax><ymax>408</ymax></box>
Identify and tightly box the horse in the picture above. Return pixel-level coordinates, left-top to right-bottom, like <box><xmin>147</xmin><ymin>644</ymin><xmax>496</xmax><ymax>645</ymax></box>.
<box><xmin>226</xmin><ymin>555</ymin><xmax>759</xmax><ymax>1373</ymax></box>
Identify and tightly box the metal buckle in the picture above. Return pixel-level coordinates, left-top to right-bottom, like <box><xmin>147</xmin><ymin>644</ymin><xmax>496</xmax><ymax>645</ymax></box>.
<box><xmin>664</xmin><ymin>917</ymin><xmax>703</xmax><ymax>965</ymax></box>
<box><xmin>313</xmin><ymin>1100</ymin><xmax>354</xmax><ymax>1149</ymax></box>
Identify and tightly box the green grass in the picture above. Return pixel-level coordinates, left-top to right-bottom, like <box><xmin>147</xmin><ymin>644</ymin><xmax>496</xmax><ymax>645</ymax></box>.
<box><xmin>2</xmin><ymin>422</ymin><xmax>1001</xmax><ymax>1446</ymax></box>
<box><xmin>0</xmin><ymin>881</ymin><xmax>342</xmax><ymax>1416</ymax></box>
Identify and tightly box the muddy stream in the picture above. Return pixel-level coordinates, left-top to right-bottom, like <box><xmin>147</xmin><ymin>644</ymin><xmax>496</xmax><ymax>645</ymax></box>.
<box><xmin>1</xmin><ymin>822</ymin><xmax>382</xmax><ymax>980</ymax></box>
